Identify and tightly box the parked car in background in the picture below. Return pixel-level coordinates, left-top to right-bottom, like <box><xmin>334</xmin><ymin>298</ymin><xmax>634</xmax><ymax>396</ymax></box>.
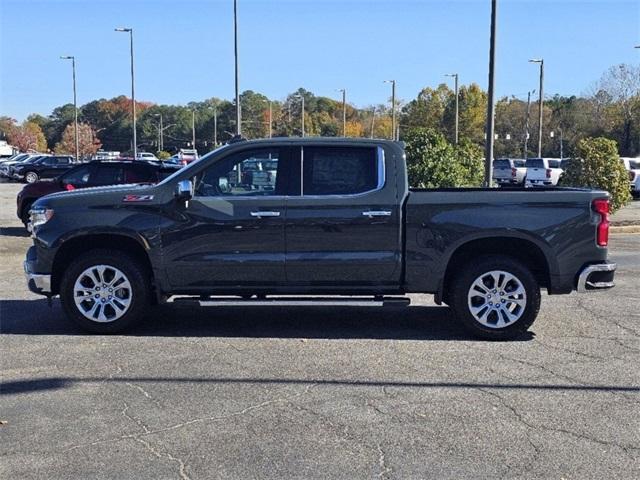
<box><xmin>0</xmin><ymin>152</ymin><xmax>30</xmax><ymax>165</ymax></box>
<box><xmin>621</xmin><ymin>157</ymin><xmax>640</xmax><ymax>198</ymax></box>
<box><xmin>136</xmin><ymin>152</ymin><xmax>159</xmax><ymax>161</ymax></box>
<box><xmin>12</xmin><ymin>155</ymin><xmax>75</xmax><ymax>183</ymax></box>
<box><xmin>92</xmin><ymin>150</ymin><xmax>120</xmax><ymax>161</ymax></box>
<box><xmin>525</xmin><ymin>158</ymin><xmax>563</xmax><ymax>187</ymax></box>
<box><xmin>16</xmin><ymin>160</ymin><xmax>181</xmax><ymax>226</ymax></box>
<box><xmin>0</xmin><ymin>154</ymin><xmax>46</xmax><ymax>178</ymax></box>
<box><xmin>493</xmin><ymin>158</ymin><xmax>526</xmax><ymax>186</ymax></box>
<box><xmin>178</xmin><ymin>149</ymin><xmax>198</xmax><ymax>165</ymax></box>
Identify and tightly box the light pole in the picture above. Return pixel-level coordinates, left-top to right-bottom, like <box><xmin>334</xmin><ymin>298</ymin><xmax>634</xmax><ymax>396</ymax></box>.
<box><xmin>384</xmin><ymin>80</ymin><xmax>396</xmax><ymax>140</ymax></box>
<box><xmin>529</xmin><ymin>58</ymin><xmax>544</xmax><ymax>157</ymax></box>
<box><xmin>484</xmin><ymin>0</ymin><xmax>498</xmax><ymax>187</ymax></box>
<box><xmin>370</xmin><ymin>106</ymin><xmax>376</xmax><ymax>139</ymax></box>
<box><xmin>153</xmin><ymin>113</ymin><xmax>163</xmax><ymax>151</ymax></box>
<box><xmin>295</xmin><ymin>94</ymin><xmax>305</xmax><ymax>137</ymax></box>
<box><xmin>268</xmin><ymin>101</ymin><xmax>272</xmax><ymax>138</ymax></box>
<box><xmin>524</xmin><ymin>89</ymin><xmax>535</xmax><ymax>158</ymax></box>
<box><xmin>115</xmin><ymin>27</ymin><xmax>136</xmax><ymax>159</ymax></box>
<box><xmin>233</xmin><ymin>0</ymin><xmax>241</xmax><ymax>136</ymax></box>
<box><xmin>191</xmin><ymin>110</ymin><xmax>196</xmax><ymax>150</ymax></box>
<box><xmin>337</xmin><ymin>89</ymin><xmax>346</xmax><ymax>136</ymax></box>
<box><xmin>445</xmin><ymin>73</ymin><xmax>459</xmax><ymax>144</ymax></box>
<box><xmin>60</xmin><ymin>55</ymin><xmax>79</xmax><ymax>161</ymax></box>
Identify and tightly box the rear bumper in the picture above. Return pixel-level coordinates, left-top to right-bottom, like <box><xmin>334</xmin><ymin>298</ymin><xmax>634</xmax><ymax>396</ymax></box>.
<box><xmin>24</xmin><ymin>246</ymin><xmax>52</xmax><ymax>295</ymax></box>
<box><xmin>576</xmin><ymin>262</ymin><xmax>616</xmax><ymax>293</ymax></box>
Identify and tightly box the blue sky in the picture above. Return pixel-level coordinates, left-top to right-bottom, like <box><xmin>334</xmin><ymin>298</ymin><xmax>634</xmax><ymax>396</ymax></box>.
<box><xmin>1</xmin><ymin>0</ymin><xmax>639</xmax><ymax>121</ymax></box>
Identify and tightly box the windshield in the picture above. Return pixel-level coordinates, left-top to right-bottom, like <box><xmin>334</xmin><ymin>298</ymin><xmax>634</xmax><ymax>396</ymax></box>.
<box><xmin>158</xmin><ymin>144</ymin><xmax>230</xmax><ymax>185</ymax></box>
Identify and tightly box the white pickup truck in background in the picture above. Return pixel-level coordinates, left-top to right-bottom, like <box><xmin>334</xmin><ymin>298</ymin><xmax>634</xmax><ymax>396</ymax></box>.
<box><xmin>525</xmin><ymin>158</ymin><xmax>563</xmax><ymax>187</ymax></box>
<box><xmin>621</xmin><ymin>157</ymin><xmax>640</xmax><ymax>198</ymax></box>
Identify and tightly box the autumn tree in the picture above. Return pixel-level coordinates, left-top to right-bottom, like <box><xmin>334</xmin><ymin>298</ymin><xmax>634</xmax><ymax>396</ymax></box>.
<box><xmin>54</xmin><ymin>122</ymin><xmax>101</xmax><ymax>158</ymax></box>
<box><xmin>7</xmin><ymin>121</ymin><xmax>47</xmax><ymax>152</ymax></box>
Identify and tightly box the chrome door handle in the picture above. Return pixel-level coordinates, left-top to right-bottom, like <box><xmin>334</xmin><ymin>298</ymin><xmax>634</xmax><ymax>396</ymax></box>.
<box><xmin>250</xmin><ymin>211</ymin><xmax>281</xmax><ymax>218</ymax></box>
<box><xmin>362</xmin><ymin>210</ymin><xmax>392</xmax><ymax>217</ymax></box>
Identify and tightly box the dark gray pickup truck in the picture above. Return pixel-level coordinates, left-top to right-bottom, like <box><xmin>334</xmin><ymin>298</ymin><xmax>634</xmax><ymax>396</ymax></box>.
<box><xmin>24</xmin><ymin>137</ymin><xmax>616</xmax><ymax>339</ymax></box>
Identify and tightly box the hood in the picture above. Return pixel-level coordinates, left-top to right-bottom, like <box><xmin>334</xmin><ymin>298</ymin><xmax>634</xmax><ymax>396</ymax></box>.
<box><xmin>20</xmin><ymin>180</ymin><xmax>63</xmax><ymax>197</ymax></box>
<box><xmin>41</xmin><ymin>183</ymin><xmax>151</xmax><ymax>202</ymax></box>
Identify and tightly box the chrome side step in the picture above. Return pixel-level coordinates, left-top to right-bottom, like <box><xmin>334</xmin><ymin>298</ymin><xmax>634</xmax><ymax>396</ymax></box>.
<box><xmin>170</xmin><ymin>296</ymin><xmax>411</xmax><ymax>308</ymax></box>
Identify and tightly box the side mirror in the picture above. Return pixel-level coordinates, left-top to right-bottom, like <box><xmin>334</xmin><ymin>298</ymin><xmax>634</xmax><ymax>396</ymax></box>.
<box><xmin>176</xmin><ymin>179</ymin><xmax>193</xmax><ymax>200</ymax></box>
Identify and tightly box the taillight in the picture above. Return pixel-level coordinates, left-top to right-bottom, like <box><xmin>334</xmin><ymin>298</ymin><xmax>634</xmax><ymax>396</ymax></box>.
<box><xmin>546</xmin><ymin>168</ymin><xmax>552</xmax><ymax>178</ymax></box>
<box><xmin>511</xmin><ymin>167</ymin><xmax>517</xmax><ymax>177</ymax></box>
<box><xmin>593</xmin><ymin>198</ymin><xmax>610</xmax><ymax>247</ymax></box>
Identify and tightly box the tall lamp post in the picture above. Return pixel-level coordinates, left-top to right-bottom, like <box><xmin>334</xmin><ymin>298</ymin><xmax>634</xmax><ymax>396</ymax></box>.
<box><xmin>60</xmin><ymin>56</ymin><xmax>79</xmax><ymax>161</ymax></box>
<box><xmin>153</xmin><ymin>113</ymin><xmax>163</xmax><ymax>151</ymax></box>
<box><xmin>445</xmin><ymin>73</ymin><xmax>459</xmax><ymax>144</ymax></box>
<box><xmin>484</xmin><ymin>0</ymin><xmax>498</xmax><ymax>187</ymax></box>
<box><xmin>337</xmin><ymin>88</ymin><xmax>346</xmax><ymax>136</ymax></box>
<box><xmin>191</xmin><ymin>110</ymin><xmax>196</xmax><ymax>150</ymax></box>
<box><xmin>115</xmin><ymin>27</ymin><xmax>136</xmax><ymax>159</ymax></box>
<box><xmin>295</xmin><ymin>94</ymin><xmax>305</xmax><ymax>137</ymax></box>
<box><xmin>233</xmin><ymin>0</ymin><xmax>241</xmax><ymax>136</ymax></box>
<box><xmin>529</xmin><ymin>58</ymin><xmax>544</xmax><ymax>157</ymax></box>
<box><xmin>384</xmin><ymin>80</ymin><xmax>396</xmax><ymax>140</ymax></box>
<box><xmin>268</xmin><ymin>101</ymin><xmax>272</xmax><ymax>138</ymax></box>
<box><xmin>523</xmin><ymin>89</ymin><xmax>535</xmax><ymax>159</ymax></box>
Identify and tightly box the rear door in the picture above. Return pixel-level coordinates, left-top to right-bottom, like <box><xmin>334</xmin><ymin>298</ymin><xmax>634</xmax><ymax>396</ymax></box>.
<box><xmin>284</xmin><ymin>145</ymin><xmax>402</xmax><ymax>286</ymax></box>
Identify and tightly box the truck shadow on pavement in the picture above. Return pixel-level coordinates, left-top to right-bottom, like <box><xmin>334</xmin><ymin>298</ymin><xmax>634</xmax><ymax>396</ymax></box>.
<box><xmin>0</xmin><ymin>299</ymin><xmax>535</xmax><ymax>341</ymax></box>
<box><xmin>0</xmin><ymin>227</ymin><xmax>30</xmax><ymax>238</ymax></box>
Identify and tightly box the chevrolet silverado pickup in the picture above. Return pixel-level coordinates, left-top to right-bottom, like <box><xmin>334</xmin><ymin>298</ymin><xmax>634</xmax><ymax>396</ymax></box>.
<box><xmin>24</xmin><ymin>138</ymin><xmax>616</xmax><ymax>339</ymax></box>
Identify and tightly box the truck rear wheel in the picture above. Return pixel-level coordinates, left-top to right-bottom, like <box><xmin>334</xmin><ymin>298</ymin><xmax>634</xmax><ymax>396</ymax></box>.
<box><xmin>449</xmin><ymin>255</ymin><xmax>540</xmax><ymax>340</ymax></box>
<box><xmin>60</xmin><ymin>249</ymin><xmax>150</xmax><ymax>333</ymax></box>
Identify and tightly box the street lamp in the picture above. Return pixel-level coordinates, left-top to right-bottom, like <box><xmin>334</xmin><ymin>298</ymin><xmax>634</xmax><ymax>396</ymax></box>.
<box><xmin>115</xmin><ymin>27</ymin><xmax>137</xmax><ymax>159</ymax></box>
<box><xmin>191</xmin><ymin>110</ymin><xmax>196</xmax><ymax>150</ymax></box>
<box><xmin>384</xmin><ymin>80</ymin><xmax>396</xmax><ymax>140</ymax></box>
<box><xmin>60</xmin><ymin>56</ymin><xmax>79</xmax><ymax>161</ymax></box>
<box><xmin>153</xmin><ymin>113</ymin><xmax>163</xmax><ymax>151</ymax></box>
<box><xmin>268</xmin><ymin>101</ymin><xmax>272</xmax><ymax>139</ymax></box>
<box><xmin>233</xmin><ymin>0</ymin><xmax>241</xmax><ymax>136</ymax></box>
<box><xmin>524</xmin><ymin>89</ymin><xmax>535</xmax><ymax>159</ymax></box>
<box><xmin>295</xmin><ymin>94</ymin><xmax>305</xmax><ymax>137</ymax></box>
<box><xmin>445</xmin><ymin>73</ymin><xmax>459</xmax><ymax>144</ymax></box>
<box><xmin>337</xmin><ymin>89</ymin><xmax>346</xmax><ymax>136</ymax></box>
<box><xmin>529</xmin><ymin>58</ymin><xmax>544</xmax><ymax>157</ymax></box>
<box><xmin>484</xmin><ymin>0</ymin><xmax>498</xmax><ymax>187</ymax></box>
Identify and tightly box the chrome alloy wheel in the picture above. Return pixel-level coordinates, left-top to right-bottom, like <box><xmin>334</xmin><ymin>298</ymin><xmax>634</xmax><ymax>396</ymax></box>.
<box><xmin>467</xmin><ymin>270</ymin><xmax>527</xmax><ymax>329</ymax></box>
<box><xmin>73</xmin><ymin>265</ymin><xmax>132</xmax><ymax>323</ymax></box>
<box><xmin>25</xmin><ymin>172</ymin><xmax>38</xmax><ymax>183</ymax></box>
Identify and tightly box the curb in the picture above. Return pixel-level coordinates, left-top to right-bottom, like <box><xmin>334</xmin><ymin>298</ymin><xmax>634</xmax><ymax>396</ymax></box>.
<box><xmin>610</xmin><ymin>225</ymin><xmax>640</xmax><ymax>234</ymax></box>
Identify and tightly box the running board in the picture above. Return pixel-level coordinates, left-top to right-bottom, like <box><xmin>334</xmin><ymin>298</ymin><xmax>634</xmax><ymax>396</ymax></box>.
<box><xmin>170</xmin><ymin>296</ymin><xmax>410</xmax><ymax>308</ymax></box>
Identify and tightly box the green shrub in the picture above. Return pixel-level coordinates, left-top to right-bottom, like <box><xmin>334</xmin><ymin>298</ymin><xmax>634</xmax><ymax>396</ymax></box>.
<box><xmin>404</xmin><ymin>128</ymin><xmax>464</xmax><ymax>188</ymax></box>
<box><xmin>454</xmin><ymin>139</ymin><xmax>484</xmax><ymax>187</ymax></box>
<box><xmin>156</xmin><ymin>150</ymin><xmax>172</xmax><ymax>160</ymax></box>
<box><xmin>559</xmin><ymin>137</ymin><xmax>631</xmax><ymax>212</ymax></box>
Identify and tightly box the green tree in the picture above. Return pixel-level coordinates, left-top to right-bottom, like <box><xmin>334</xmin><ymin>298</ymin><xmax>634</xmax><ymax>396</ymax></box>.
<box><xmin>559</xmin><ymin>137</ymin><xmax>631</xmax><ymax>212</ymax></box>
<box><xmin>454</xmin><ymin>139</ymin><xmax>484</xmax><ymax>186</ymax></box>
<box><xmin>403</xmin><ymin>128</ymin><xmax>464</xmax><ymax>188</ymax></box>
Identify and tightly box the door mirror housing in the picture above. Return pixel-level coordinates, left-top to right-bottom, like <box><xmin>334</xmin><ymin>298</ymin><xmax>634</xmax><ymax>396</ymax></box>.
<box><xmin>176</xmin><ymin>179</ymin><xmax>194</xmax><ymax>200</ymax></box>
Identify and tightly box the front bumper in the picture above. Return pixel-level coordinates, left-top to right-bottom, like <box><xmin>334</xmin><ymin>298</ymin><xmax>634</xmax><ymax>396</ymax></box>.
<box><xmin>24</xmin><ymin>247</ymin><xmax>52</xmax><ymax>295</ymax></box>
<box><xmin>576</xmin><ymin>262</ymin><xmax>616</xmax><ymax>293</ymax></box>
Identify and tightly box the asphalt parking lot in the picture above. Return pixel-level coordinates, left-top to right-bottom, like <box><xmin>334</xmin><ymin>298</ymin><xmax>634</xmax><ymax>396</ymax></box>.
<box><xmin>1</xmin><ymin>181</ymin><xmax>638</xmax><ymax>479</ymax></box>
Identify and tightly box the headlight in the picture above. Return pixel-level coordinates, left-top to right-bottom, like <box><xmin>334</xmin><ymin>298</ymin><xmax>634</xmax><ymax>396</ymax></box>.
<box><xmin>30</xmin><ymin>207</ymin><xmax>54</xmax><ymax>227</ymax></box>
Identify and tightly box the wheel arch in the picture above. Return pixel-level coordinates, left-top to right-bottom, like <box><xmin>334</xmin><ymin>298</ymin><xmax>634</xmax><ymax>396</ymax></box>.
<box><xmin>51</xmin><ymin>232</ymin><xmax>155</xmax><ymax>297</ymax></box>
<box><xmin>439</xmin><ymin>234</ymin><xmax>555</xmax><ymax>305</ymax></box>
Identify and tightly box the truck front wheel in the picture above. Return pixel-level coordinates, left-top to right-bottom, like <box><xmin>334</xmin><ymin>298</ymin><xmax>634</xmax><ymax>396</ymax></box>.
<box><xmin>60</xmin><ymin>249</ymin><xmax>150</xmax><ymax>333</ymax></box>
<box><xmin>449</xmin><ymin>255</ymin><xmax>541</xmax><ymax>340</ymax></box>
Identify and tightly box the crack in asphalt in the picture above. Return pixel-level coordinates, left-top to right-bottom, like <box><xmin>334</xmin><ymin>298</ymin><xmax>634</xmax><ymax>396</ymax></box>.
<box><xmin>476</xmin><ymin>387</ymin><xmax>640</xmax><ymax>464</ymax></box>
<box><xmin>376</xmin><ymin>444</ymin><xmax>392</xmax><ymax>479</ymax></box>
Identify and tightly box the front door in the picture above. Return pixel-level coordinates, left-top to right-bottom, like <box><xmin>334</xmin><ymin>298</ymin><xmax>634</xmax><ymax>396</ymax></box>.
<box><xmin>284</xmin><ymin>145</ymin><xmax>402</xmax><ymax>286</ymax></box>
<box><xmin>162</xmin><ymin>147</ymin><xmax>290</xmax><ymax>290</ymax></box>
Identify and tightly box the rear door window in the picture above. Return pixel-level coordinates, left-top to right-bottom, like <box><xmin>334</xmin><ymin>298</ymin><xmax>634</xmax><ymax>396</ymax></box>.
<box><xmin>302</xmin><ymin>146</ymin><xmax>378</xmax><ymax>195</ymax></box>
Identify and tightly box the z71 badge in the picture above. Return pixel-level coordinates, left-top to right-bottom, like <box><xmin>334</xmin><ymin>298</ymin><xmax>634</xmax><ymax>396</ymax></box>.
<box><xmin>123</xmin><ymin>194</ymin><xmax>154</xmax><ymax>202</ymax></box>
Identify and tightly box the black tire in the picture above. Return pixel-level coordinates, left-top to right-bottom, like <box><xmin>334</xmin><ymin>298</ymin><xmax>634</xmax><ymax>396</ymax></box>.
<box><xmin>60</xmin><ymin>249</ymin><xmax>151</xmax><ymax>334</ymax></box>
<box><xmin>20</xmin><ymin>201</ymin><xmax>33</xmax><ymax>227</ymax></box>
<box><xmin>449</xmin><ymin>255</ymin><xmax>541</xmax><ymax>340</ymax></box>
<box><xmin>24</xmin><ymin>171</ymin><xmax>39</xmax><ymax>184</ymax></box>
